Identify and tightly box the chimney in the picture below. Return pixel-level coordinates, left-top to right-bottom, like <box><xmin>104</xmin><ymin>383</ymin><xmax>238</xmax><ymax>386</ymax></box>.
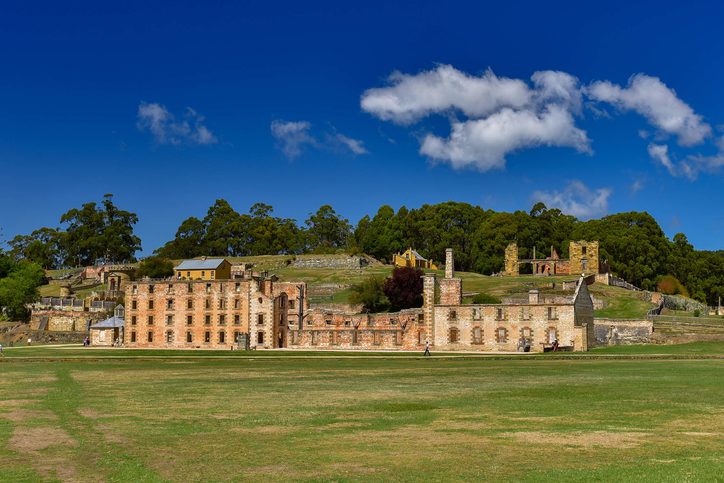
<box><xmin>445</xmin><ymin>248</ymin><xmax>454</xmax><ymax>279</ymax></box>
<box><xmin>528</xmin><ymin>289</ymin><xmax>540</xmax><ymax>304</ymax></box>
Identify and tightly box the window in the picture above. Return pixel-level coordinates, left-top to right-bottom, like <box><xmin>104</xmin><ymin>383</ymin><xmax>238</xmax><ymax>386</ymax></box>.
<box><xmin>166</xmin><ymin>331</ymin><xmax>173</xmax><ymax>343</ymax></box>
<box><xmin>257</xmin><ymin>331</ymin><xmax>264</xmax><ymax>344</ymax></box>
<box><xmin>547</xmin><ymin>327</ymin><xmax>558</xmax><ymax>344</ymax></box>
<box><xmin>202</xmin><ymin>271</ymin><xmax>206</xmax><ymax>278</ymax></box>
<box><xmin>311</xmin><ymin>331</ymin><xmax>318</xmax><ymax>345</ymax></box>
<box><xmin>258</xmin><ymin>297</ymin><xmax>263</xmax><ymax>304</ymax></box>
<box><xmin>186</xmin><ymin>332</ymin><xmax>193</xmax><ymax>343</ymax></box>
<box><xmin>418</xmin><ymin>331</ymin><xmax>424</xmax><ymax>344</ymax></box>
<box><xmin>496</xmin><ymin>327</ymin><xmax>508</xmax><ymax>343</ymax></box>
<box><xmin>257</xmin><ymin>314</ymin><xmax>265</xmax><ymax>325</ymax></box>
<box><xmin>547</xmin><ymin>307</ymin><xmax>558</xmax><ymax>320</ymax></box>
<box><xmin>352</xmin><ymin>330</ymin><xmax>359</xmax><ymax>345</ymax></box>
<box><xmin>187</xmin><ymin>315</ymin><xmax>193</xmax><ymax>325</ymax></box>
<box><xmin>166</xmin><ymin>315</ymin><xmax>173</xmax><ymax>325</ymax></box>
<box><xmin>219</xmin><ymin>283</ymin><xmax>223</xmax><ymax>292</ymax></box>
<box><xmin>148</xmin><ymin>285</ymin><xmax>154</xmax><ymax>294</ymax></box>
<box><xmin>472</xmin><ymin>326</ymin><xmax>483</xmax><ymax>344</ymax></box>
<box><xmin>168</xmin><ymin>284</ymin><xmax>173</xmax><ymax>291</ymax></box>
<box><xmin>131</xmin><ymin>300</ymin><xmax>137</xmax><ymax>310</ymax></box>
<box><xmin>395</xmin><ymin>331</ymin><xmax>403</xmax><ymax>346</ymax></box>
<box><xmin>211</xmin><ymin>271</ymin><xmax>215</xmax><ymax>280</ymax></box>
<box><xmin>187</xmin><ymin>278</ymin><xmax>192</xmax><ymax>287</ymax></box>
<box><xmin>187</xmin><ymin>299</ymin><xmax>193</xmax><ymax>309</ymax></box>
<box><xmin>582</xmin><ymin>246</ymin><xmax>587</xmax><ymax>255</ymax></box>
<box><xmin>234</xmin><ymin>299</ymin><xmax>240</xmax><ymax>309</ymax></box>
<box><xmin>472</xmin><ymin>308</ymin><xmax>482</xmax><ymax>320</ymax></box>
<box><xmin>234</xmin><ymin>315</ymin><xmax>240</xmax><ymax>325</ymax></box>
<box><xmin>496</xmin><ymin>308</ymin><xmax>505</xmax><ymax>320</ymax></box>
<box><xmin>235</xmin><ymin>282</ymin><xmax>241</xmax><ymax>292</ymax></box>
<box><xmin>205</xmin><ymin>299</ymin><xmax>211</xmax><ymax>310</ymax></box>
<box><xmin>204</xmin><ymin>331</ymin><xmax>211</xmax><ymax>343</ymax></box>
<box><xmin>130</xmin><ymin>331</ymin><xmax>136</xmax><ymax>343</ymax></box>
<box><xmin>582</xmin><ymin>259</ymin><xmax>588</xmax><ymax>270</ymax></box>
<box><xmin>205</xmin><ymin>283</ymin><xmax>211</xmax><ymax>293</ymax></box>
<box><xmin>148</xmin><ymin>300</ymin><xmax>154</xmax><ymax>310</ymax></box>
<box><xmin>325</xmin><ymin>319</ymin><xmax>332</xmax><ymax>326</ymax></box>
<box><xmin>234</xmin><ymin>331</ymin><xmax>241</xmax><ymax>343</ymax></box>
<box><xmin>219</xmin><ymin>331</ymin><xmax>225</xmax><ymax>343</ymax></box>
<box><xmin>522</xmin><ymin>327</ymin><xmax>532</xmax><ymax>339</ymax></box>
<box><xmin>219</xmin><ymin>299</ymin><xmax>226</xmax><ymax>309</ymax></box>
<box><xmin>521</xmin><ymin>307</ymin><xmax>531</xmax><ymax>320</ymax></box>
<box><xmin>131</xmin><ymin>316</ymin><xmax>137</xmax><ymax>326</ymax></box>
<box><xmin>390</xmin><ymin>318</ymin><xmax>398</xmax><ymax>325</ymax></box>
<box><xmin>148</xmin><ymin>315</ymin><xmax>154</xmax><ymax>325</ymax></box>
<box><xmin>219</xmin><ymin>314</ymin><xmax>226</xmax><ymax>325</ymax></box>
<box><xmin>373</xmin><ymin>332</ymin><xmax>381</xmax><ymax>345</ymax></box>
<box><xmin>330</xmin><ymin>331</ymin><xmax>338</xmax><ymax>345</ymax></box>
<box><xmin>291</xmin><ymin>330</ymin><xmax>299</xmax><ymax>345</ymax></box>
<box><xmin>289</xmin><ymin>299</ymin><xmax>295</xmax><ymax>309</ymax></box>
<box><xmin>449</xmin><ymin>327</ymin><xmax>459</xmax><ymax>343</ymax></box>
<box><xmin>448</xmin><ymin>310</ymin><xmax>457</xmax><ymax>321</ymax></box>
<box><xmin>205</xmin><ymin>315</ymin><xmax>211</xmax><ymax>325</ymax></box>
<box><xmin>132</xmin><ymin>285</ymin><xmax>138</xmax><ymax>295</ymax></box>
<box><xmin>147</xmin><ymin>331</ymin><xmax>153</xmax><ymax>343</ymax></box>
<box><xmin>306</xmin><ymin>319</ymin><xmax>313</xmax><ymax>326</ymax></box>
<box><xmin>344</xmin><ymin>320</ymin><xmax>351</xmax><ymax>326</ymax></box>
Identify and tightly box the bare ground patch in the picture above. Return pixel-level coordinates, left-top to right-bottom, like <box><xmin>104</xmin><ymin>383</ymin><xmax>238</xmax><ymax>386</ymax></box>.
<box><xmin>0</xmin><ymin>408</ymin><xmax>58</xmax><ymax>423</ymax></box>
<box><xmin>9</xmin><ymin>426</ymin><xmax>78</xmax><ymax>452</ymax></box>
<box><xmin>503</xmin><ymin>430</ymin><xmax>649</xmax><ymax>449</ymax></box>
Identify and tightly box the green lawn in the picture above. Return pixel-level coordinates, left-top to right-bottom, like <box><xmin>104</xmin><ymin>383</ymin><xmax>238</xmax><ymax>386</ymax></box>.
<box><xmin>0</xmin><ymin>345</ymin><xmax>722</xmax><ymax>481</ymax></box>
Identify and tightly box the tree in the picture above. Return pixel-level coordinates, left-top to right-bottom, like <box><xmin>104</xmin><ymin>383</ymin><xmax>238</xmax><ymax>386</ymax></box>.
<box><xmin>155</xmin><ymin>216</ymin><xmax>206</xmax><ymax>259</ymax></box>
<box><xmin>0</xmin><ymin>261</ymin><xmax>45</xmax><ymax>321</ymax></box>
<box><xmin>8</xmin><ymin>227</ymin><xmax>65</xmax><ymax>269</ymax></box>
<box><xmin>60</xmin><ymin>194</ymin><xmax>141</xmax><ymax>265</ymax></box>
<box><xmin>349</xmin><ymin>276</ymin><xmax>389</xmax><ymax>313</ymax></box>
<box><xmin>383</xmin><ymin>267</ymin><xmax>424</xmax><ymax>311</ymax></box>
<box><xmin>305</xmin><ymin>205</ymin><xmax>351</xmax><ymax>252</ymax></box>
<box><xmin>136</xmin><ymin>256</ymin><xmax>175</xmax><ymax>279</ymax></box>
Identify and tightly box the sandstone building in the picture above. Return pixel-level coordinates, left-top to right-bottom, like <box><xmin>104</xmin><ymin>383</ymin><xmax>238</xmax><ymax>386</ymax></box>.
<box><xmin>124</xmin><ymin>252</ymin><xmax>594</xmax><ymax>352</ymax></box>
<box><xmin>504</xmin><ymin>240</ymin><xmax>600</xmax><ymax>276</ymax></box>
<box><xmin>392</xmin><ymin>248</ymin><xmax>438</xmax><ymax>270</ymax></box>
<box><xmin>174</xmin><ymin>257</ymin><xmax>232</xmax><ymax>281</ymax></box>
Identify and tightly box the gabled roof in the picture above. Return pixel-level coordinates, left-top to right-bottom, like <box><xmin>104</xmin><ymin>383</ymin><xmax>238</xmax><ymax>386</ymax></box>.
<box><xmin>405</xmin><ymin>248</ymin><xmax>427</xmax><ymax>261</ymax></box>
<box><xmin>90</xmin><ymin>316</ymin><xmax>124</xmax><ymax>329</ymax></box>
<box><xmin>175</xmin><ymin>258</ymin><xmax>227</xmax><ymax>270</ymax></box>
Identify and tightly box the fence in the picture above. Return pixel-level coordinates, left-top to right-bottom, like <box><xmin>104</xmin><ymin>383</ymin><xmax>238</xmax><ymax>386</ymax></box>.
<box><xmin>39</xmin><ymin>297</ymin><xmax>84</xmax><ymax>308</ymax></box>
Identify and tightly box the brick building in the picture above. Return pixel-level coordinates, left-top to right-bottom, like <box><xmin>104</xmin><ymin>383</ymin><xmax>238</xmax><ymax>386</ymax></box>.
<box><xmin>124</xmin><ymin>251</ymin><xmax>595</xmax><ymax>352</ymax></box>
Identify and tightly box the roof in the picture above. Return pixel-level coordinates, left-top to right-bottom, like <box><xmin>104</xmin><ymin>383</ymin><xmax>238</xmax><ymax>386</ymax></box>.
<box><xmin>406</xmin><ymin>248</ymin><xmax>427</xmax><ymax>261</ymax></box>
<box><xmin>175</xmin><ymin>258</ymin><xmax>227</xmax><ymax>270</ymax></box>
<box><xmin>90</xmin><ymin>316</ymin><xmax>124</xmax><ymax>329</ymax></box>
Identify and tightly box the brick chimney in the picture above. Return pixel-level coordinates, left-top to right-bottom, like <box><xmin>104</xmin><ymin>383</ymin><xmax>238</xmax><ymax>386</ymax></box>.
<box><xmin>528</xmin><ymin>289</ymin><xmax>540</xmax><ymax>304</ymax></box>
<box><xmin>445</xmin><ymin>248</ymin><xmax>454</xmax><ymax>279</ymax></box>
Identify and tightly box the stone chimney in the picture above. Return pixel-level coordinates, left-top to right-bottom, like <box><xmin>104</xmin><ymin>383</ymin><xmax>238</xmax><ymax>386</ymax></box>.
<box><xmin>445</xmin><ymin>248</ymin><xmax>454</xmax><ymax>279</ymax></box>
<box><xmin>528</xmin><ymin>289</ymin><xmax>540</xmax><ymax>304</ymax></box>
<box><xmin>422</xmin><ymin>273</ymin><xmax>436</xmax><ymax>344</ymax></box>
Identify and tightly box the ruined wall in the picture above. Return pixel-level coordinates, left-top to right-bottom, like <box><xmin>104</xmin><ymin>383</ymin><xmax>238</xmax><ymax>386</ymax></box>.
<box><xmin>90</xmin><ymin>327</ymin><xmax>120</xmax><ymax>346</ymax></box>
<box><xmin>290</xmin><ymin>255</ymin><xmax>374</xmax><ymax>269</ymax></box>
<box><xmin>569</xmin><ymin>241</ymin><xmax>599</xmax><ymax>275</ymax></box>
<box><xmin>593</xmin><ymin>319</ymin><xmax>652</xmax><ymax>345</ymax></box>
<box><xmin>291</xmin><ymin>309</ymin><xmax>424</xmax><ymax>350</ymax></box>
<box><xmin>504</xmin><ymin>243</ymin><xmax>519</xmax><ymax>276</ymax></box>
<box><xmin>29</xmin><ymin>310</ymin><xmax>105</xmax><ymax>332</ymax></box>
<box><xmin>431</xmin><ymin>303</ymin><xmax>582</xmax><ymax>351</ymax></box>
<box><xmin>439</xmin><ymin>278</ymin><xmax>462</xmax><ymax>305</ymax></box>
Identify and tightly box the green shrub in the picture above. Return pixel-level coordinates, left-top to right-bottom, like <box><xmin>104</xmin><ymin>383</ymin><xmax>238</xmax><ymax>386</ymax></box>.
<box><xmin>472</xmin><ymin>292</ymin><xmax>502</xmax><ymax>304</ymax></box>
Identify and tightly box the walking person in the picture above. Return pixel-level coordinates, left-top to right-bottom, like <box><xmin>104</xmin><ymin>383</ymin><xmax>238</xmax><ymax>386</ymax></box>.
<box><xmin>424</xmin><ymin>339</ymin><xmax>431</xmax><ymax>356</ymax></box>
<box><xmin>0</xmin><ymin>342</ymin><xmax>4</xmax><ymax>356</ymax></box>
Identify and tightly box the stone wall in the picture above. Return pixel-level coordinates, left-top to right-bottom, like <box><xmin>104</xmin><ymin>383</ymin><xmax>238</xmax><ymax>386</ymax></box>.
<box><xmin>504</xmin><ymin>243</ymin><xmax>519</xmax><ymax>276</ymax></box>
<box><xmin>29</xmin><ymin>310</ymin><xmax>106</xmax><ymax>332</ymax></box>
<box><xmin>593</xmin><ymin>319</ymin><xmax>652</xmax><ymax>345</ymax></box>
<box><xmin>290</xmin><ymin>255</ymin><xmax>377</xmax><ymax>269</ymax></box>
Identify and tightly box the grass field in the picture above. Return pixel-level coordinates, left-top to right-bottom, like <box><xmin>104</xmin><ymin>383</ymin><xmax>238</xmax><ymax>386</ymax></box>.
<box><xmin>1</xmin><ymin>344</ymin><xmax>722</xmax><ymax>482</ymax></box>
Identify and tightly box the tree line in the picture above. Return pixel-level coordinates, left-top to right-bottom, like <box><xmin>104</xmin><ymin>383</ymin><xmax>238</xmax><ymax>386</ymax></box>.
<box><xmin>3</xmin><ymin>196</ymin><xmax>723</xmax><ymax>306</ymax></box>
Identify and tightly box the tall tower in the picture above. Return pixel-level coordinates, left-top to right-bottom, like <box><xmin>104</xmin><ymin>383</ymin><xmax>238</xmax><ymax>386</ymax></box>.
<box><xmin>439</xmin><ymin>248</ymin><xmax>462</xmax><ymax>305</ymax></box>
<box><xmin>504</xmin><ymin>242</ymin><xmax>519</xmax><ymax>276</ymax></box>
<box><xmin>422</xmin><ymin>273</ymin><xmax>436</xmax><ymax>343</ymax></box>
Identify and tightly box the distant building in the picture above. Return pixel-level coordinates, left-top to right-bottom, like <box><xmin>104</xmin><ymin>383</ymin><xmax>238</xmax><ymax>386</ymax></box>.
<box><xmin>90</xmin><ymin>305</ymin><xmax>125</xmax><ymax>347</ymax></box>
<box><xmin>174</xmin><ymin>257</ymin><xmax>232</xmax><ymax>281</ymax></box>
<box><xmin>392</xmin><ymin>248</ymin><xmax>438</xmax><ymax>270</ymax></box>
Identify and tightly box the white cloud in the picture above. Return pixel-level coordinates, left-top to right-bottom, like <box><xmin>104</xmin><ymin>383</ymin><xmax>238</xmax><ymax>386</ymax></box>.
<box><xmin>271</xmin><ymin>120</ymin><xmax>367</xmax><ymax>159</ymax></box>
<box><xmin>270</xmin><ymin>120</ymin><xmax>317</xmax><ymax>159</ymax></box>
<box><xmin>330</xmin><ymin>133</ymin><xmax>368</xmax><ymax>155</ymax></box>
<box><xmin>630</xmin><ymin>179</ymin><xmax>644</xmax><ymax>194</ymax></box>
<box><xmin>587</xmin><ymin>74</ymin><xmax>711</xmax><ymax>146</ymax></box>
<box><xmin>362</xmin><ymin>65</ymin><xmax>589</xmax><ymax>171</ymax></box>
<box><xmin>420</xmin><ymin>105</ymin><xmax>590</xmax><ymax>170</ymax></box>
<box><xmin>532</xmin><ymin>180</ymin><xmax>611</xmax><ymax>219</ymax></box>
<box><xmin>361</xmin><ymin>65</ymin><xmax>531</xmax><ymax>124</ymax></box>
<box><xmin>647</xmin><ymin>143</ymin><xmax>699</xmax><ymax>179</ymax></box>
<box><xmin>137</xmin><ymin>102</ymin><xmax>217</xmax><ymax>145</ymax></box>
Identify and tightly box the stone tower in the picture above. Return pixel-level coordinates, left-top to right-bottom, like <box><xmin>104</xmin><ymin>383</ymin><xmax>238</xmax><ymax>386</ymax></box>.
<box><xmin>504</xmin><ymin>242</ymin><xmax>519</xmax><ymax>276</ymax></box>
<box><xmin>439</xmin><ymin>248</ymin><xmax>462</xmax><ymax>305</ymax></box>
<box><xmin>569</xmin><ymin>241</ymin><xmax>599</xmax><ymax>275</ymax></box>
<box><xmin>422</xmin><ymin>273</ymin><xmax>436</xmax><ymax>343</ymax></box>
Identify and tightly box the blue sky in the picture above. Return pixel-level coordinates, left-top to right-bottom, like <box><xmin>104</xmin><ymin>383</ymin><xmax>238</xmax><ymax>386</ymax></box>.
<box><xmin>1</xmin><ymin>0</ymin><xmax>722</xmax><ymax>253</ymax></box>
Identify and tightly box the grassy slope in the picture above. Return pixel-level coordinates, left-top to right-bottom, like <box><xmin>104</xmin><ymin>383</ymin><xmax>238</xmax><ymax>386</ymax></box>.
<box><xmin>0</xmin><ymin>347</ymin><xmax>722</xmax><ymax>481</ymax></box>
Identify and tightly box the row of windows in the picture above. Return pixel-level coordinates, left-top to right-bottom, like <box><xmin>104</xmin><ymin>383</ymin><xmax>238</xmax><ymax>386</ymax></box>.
<box><xmin>449</xmin><ymin>326</ymin><xmax>557</xmax><ymax>344</ymax></box>
<box><xmin>128</xmin><ymin>313</ymin><xmax>275</xmax><ymax>326</ymax></box>
<box><xmin>128</xmin><ymin>330</ymin><xmax>244</xmax><ymax>344</ymax></box>
<box><xmin>450</xmin><ymin>306</ymin><xmax>559</xmax><ymax>322</ymax></box>
<box><xmin>133</xmin><ymin>282</ymin><xmax>242</xmax><ymax>295</ymax></box>
<box><xmin>129</xmin><ymin>297</ymin><xmax>297</xmax><ymax>311</ymax></box>
<box><xmin>286</xmin><ymin>330</ymin><xmax>405</xmax><ymax>346</ymax></box>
